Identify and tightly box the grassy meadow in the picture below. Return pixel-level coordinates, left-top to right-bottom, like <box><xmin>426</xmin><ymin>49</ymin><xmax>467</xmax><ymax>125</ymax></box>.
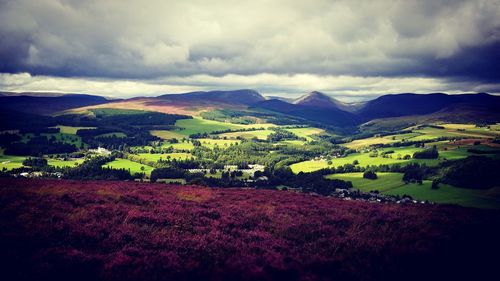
<box><xmin>137</xmin><ymin>153</ymin><xmax>193</xmax><ymax>162</ymax></box>
<box><xmin>54</xmin><ymin>125</ymin><xmax>96</xmax><ymax>135</ymax></box>
<box><xmin>103</xmin><ymin>159</ymin><xmax>154</xmax><ymax>176</ymax></box>
<box><xmin>150</xmin><ymin>130</ymin><xmax>186</xmax><ymax>140</ymax></box>
<box><xmin>326</xmin><ymin>172</ymin><xmax>500</xmax><ymax>209</ymax></box>
<box><xmin>47</xmin><ymin>158</ymin><xmax>84</xmax><ymax>168</ymax></box>
<box><xmin>198</xmin><ymin>139</ymin><xmax>241</xmax><ymax>149</ymax></box>
<box><xmin>0</xmin><ymin>150</ymin><xmax>26</xmax><ymax>170</ymax></box>
<box><xmin>219</xmin><ymin>129</ymin><xmax>274</xmax><ymax>140</ymax></box>
<box><xmin>290</xmin><ymin>143</ymin><xmax>488</xmax><ymax>173</ymax></box>
<box><xmin>284</xmin><ymin>127</ymin><xmax>325</xmax><ymax>141</ymax></box>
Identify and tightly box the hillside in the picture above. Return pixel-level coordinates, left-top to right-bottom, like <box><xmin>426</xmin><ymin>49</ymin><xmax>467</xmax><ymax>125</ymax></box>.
<box><xmin>361</xmin><ymin>103</ymin><xmax>500</xmax><ymax>132</ymax></box>
<box><xmin>293</xmin><ymin>91</ymin><xmax>362</xmax><ymax>112</ymax></box>
<box><xmin>357</xmin><ymin>92</ymin><xmax>500</xmax><ymax>120</ymax></box>
<box><xmin>254</xmin><ymin>98</ymin><xmax>361</xmax><ymax>127</ymax></box>
<box><xmin>158</xmin><ymin>89</ymin><xmax>266</xmax><ymax>105</ymax></box>
<box><xmin>293</xmin><ymin>91</ymin><xmax>341</xmax><ymax>108</ymax></box>
<box><xmin>0</xmin><ymin>93</ymin><xmax>110</xmax><ymax>115</ymax></box>
<box><xmin>1</xmin><ymin>179</ymin><xmax>499</xmax><ymax>281</ymax></box>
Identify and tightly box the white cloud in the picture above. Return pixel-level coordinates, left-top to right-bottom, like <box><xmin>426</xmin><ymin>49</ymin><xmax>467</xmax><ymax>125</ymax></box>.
<box><xmin>0</xmin><ymin>0</ymin><xmax>499</xmax><ymax>79</ymax></box>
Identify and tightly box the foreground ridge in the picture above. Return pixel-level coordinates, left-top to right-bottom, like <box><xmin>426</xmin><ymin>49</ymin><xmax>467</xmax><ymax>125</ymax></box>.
<box><xmin>0</xmin><ymin>178</ymin><xmax>499</xmax><ymax>281</ymax></box>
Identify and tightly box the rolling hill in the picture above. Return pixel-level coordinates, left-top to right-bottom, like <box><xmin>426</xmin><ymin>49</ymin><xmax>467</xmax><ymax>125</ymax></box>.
<box><xmin>158</xmin><ymin>89</ymin><xmax>265</xmax><ymax>105</ymax></box>
<box><xmin>356</xmin><ymin>92</ymin><xmax>500</xmax><ymax>120</ymax></box>
<box><xmin>0</xmin><ymin>93</ymin><xmax>110</xmax><ymax>115</ymax></box>
<box><xmin>2</xmin><ymin>90</ymin><xmax>498</xmax><ymax>130</ymax></box>
<box><xmin>293</xmin><ymin>91</ymin><xmax>362</xmax><ymax>112</ymax></box>
<box><xmin>254</xmin><ymin>98</ymin><xmax>361</xmax><ymax>127</ymax></box>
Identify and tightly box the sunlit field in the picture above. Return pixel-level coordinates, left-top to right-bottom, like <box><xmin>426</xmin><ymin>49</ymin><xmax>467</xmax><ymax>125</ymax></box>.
<box><xmin>103</xmin><ymin>159</ymin><xmax>154</xmax><ymax>176</ymax></box>
<box><xmin>326</xmin><ymin>173</ymin><xmax>500</xmax><ymax>209</ymax></box>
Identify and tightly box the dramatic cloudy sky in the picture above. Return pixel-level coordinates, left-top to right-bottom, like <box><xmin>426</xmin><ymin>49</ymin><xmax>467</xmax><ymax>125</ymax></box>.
<box><xmin>1</xmin><ymin>0</ymin><xmax>499</xmax><ymax>100</ymax></box>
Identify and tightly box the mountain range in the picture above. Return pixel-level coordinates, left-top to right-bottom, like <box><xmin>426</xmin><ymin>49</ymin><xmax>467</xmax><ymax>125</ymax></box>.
<box><xmin>1</xmin><ymin>90</ymin><xmax>499</xmax><ymax>128</ymax></box>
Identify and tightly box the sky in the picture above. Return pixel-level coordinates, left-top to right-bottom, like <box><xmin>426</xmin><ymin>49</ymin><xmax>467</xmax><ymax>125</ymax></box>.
<box><xmin>1</xmin><ymin>0</ymin><xmax>500</xmax><ymax>101</ymax></box>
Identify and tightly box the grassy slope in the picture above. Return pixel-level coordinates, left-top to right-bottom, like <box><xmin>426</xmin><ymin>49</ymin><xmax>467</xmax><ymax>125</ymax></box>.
<box><xmin>137</xmin><ymin>153</ymin><xmax>193</xmax><ymax>161</ymax></box>
<box><xmin>175</xmin><ymin>117</ymin><xmax>277</xmax><ymax>136</ymax></box>
<box><xmin>219</xmin><ymin>129</ymin><xmax>274</xmax><ymax>140</ymax></box>
<box><xmin>346</xmin><ymin>123</ymin><xmax>500</xmax><ymax>149</ymax></box>
<box><xmin>326</xmin><ymin>172</ymin><xmax>500</xmax><ymax>209</ymax></box>
<box><xmin>291</xmin><ymin>143</ymin><xmax>488</xmax><ymax>173</ymax></box>
<box><xmin>160</xmin><ymin>142</ymin><xmax>195</xmax><ymax>151</ymax></box>
<box><xmin>175</xmin><ymin>118</ymin><xmax>242</xmax><ymax>136</ymax></box>
<box><xmin>103</xmin><ymin>159</ymin><xmax>154</xmax><ymax>176</ymax></box>
<box><xmin>55</xmin><ymin>125</ymin><xmax>96</xmax><ymax>135</ymax></box>
<box><xmin>198</xmin><ymin>138</ymin><xmax>241</xmax><ymax>149</ymax></box>
<box><xmin>0</xmin><ymin>149</ymin><xmax>25</xmax><ymax>170</ymax></box>
<box><xmin>284</xmin><ymin>127</ymin><xmax>324</xmax><ymax>141</ymax></box>
<box><xmin>47</xmin><ymin>158</ymin><xmax>84</xmax><ymax>168</ymax></box>
<box><xmin>291</xmin><ymin>147</ymin><xmax>444</xmax><ymax>173</ymax></box>
<box><xmin>150</xmin><ymin>130</ymin><xmax>186</xmax><ymax>140</ymax></box>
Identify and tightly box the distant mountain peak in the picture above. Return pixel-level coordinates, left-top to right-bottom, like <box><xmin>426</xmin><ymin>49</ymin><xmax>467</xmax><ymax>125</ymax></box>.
<box><xmin>293</xmin><ymin>91</ymin><xmax>335</xmax><ymax>106</ymax></box>
<box><xmin>294</xmin><ymin>91</ymin><xmax>339</xmax><ymax>108</ymax></box>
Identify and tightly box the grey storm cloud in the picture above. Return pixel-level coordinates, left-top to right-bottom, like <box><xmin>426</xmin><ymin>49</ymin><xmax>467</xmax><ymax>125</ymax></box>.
<box><xmin>1</xmin><ymin>0</ymin><xmax>500</xmax><ymax>80</ymax></box>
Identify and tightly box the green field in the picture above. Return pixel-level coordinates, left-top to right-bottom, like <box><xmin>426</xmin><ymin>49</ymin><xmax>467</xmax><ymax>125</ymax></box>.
<box><xmin>137</xmin><ymin>153</ymin><xmax>193</xmax><ymax>162</ymax></box>
<box><xmin>103</xmin><ymin>159</ymin><xmax>154</xmax><ymax>176</ymax></box>
<box><xmin>161</xmin><ymin>141</ymin><xmax>195</xmax><ymax>151</ymax></box>
<box><xmin>290</xmin><ymin>145</ymin><xmax>473</xmax><ymax>173</ymax></box>
<box><xmin>284</xmin><ymin>127</ymin><xmax>325</xmax><ymax>141</ymax></box>
<box><xmin>47</xmin><ymin>158</ymin><xmax>84</xmax><ymax>168</ymax></box>
<box><xmin>150</xmin><ymin>130</ymin><xmax>186</xmax><ymax>140</ymax></box>
<box><xmin>175</xmin><ymin>117</ymin><xmax>277</xmax><ymax>136</ymax></box>
<box><xmin>0</xmin><ymin>150</ymin><xmax>26</xmax><ymax>170</ymax></box>
<box><xmin>326</xmin><ymin>172</ymin><xmax>500</xmax><ymax>209</ymax></box>
<box><xmin>345</xmin><ymin>124</ymin><xmax>499</xmax><ymax>149</ymax></box>
<box><xmin>343</xmin><ymin>137</ymin><xmax>396</xmax><ymax>149</ymax></box>
<box><xmin>54</xmin><ymin>125</ymin><xmax>96</xmax><ymax>135</ymax></box>
<box><xmin>198</xmin><ymin>138</ymin><xmax>241</xmax><ymax>149</ymax></box>
<box><xmin>219</xmin><ymin>129</ymin><xmax>274</xmax><ymax>140</ymax></box>
<box><xmin>411</xmin><ymin>126</ymin><xmax>496</xmax><ymax>141</ymax></box>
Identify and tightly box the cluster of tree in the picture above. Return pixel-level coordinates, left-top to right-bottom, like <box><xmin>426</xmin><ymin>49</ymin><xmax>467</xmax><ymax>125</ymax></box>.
<box><xmin>78</xmin><ymin>129</ymin><xmax>159</xmax><ymax>149</ymax></box>
<box><xmin>150</xmin><ymin>167</ymin><xmax>188</xmax><ymax>182</ymax></box>
<box><xmin>22</xmin><ymin>157</ymin><xmax>48</xmax><ymax>167</ymax></box>
<box><xmin>267</xmin><ymin>128</ymin><xmax>301</xmax><ymax>142</ymax></box>
<box><xmin>413</xmin><ymin>147</ymin><xmax>439</xmax><ymax>159</ymax></box>
<box><xmin>264</xmin><ymin>167</ymin><xmax>353</xmax><ymax>195</ymax></box>
<box><xmin>189</xmin><ymin>140</ymin><xmax>338</xmax><ymax>170</ymax></box>
<box><xmin>417</xmin><ymin>125</ymin><xmax>445</xmax><ymax>129</ymax></box>
<box><xmin>4</xmin><ymin>136</ymin><xmax>77</xmax><ymax>156</ymax></box>
<box><xmin>402</xmin><ymin>164</ymin><xmax>424</xmax><ymax>183</ymax></box>
<box><xmin>56</xmin><ymin>110</ymin><xmax>190</xmax><ymax>127</ymax></box>
<box><xmin>363</xmin><ymin>170</ymin><xmax>378</xmax><ymax>180</ymax></box>
<box><xmin>440</xmin><ymin>156</ymin><xmax>500</xmax><ymax>189</ymax></box>
<box><xmin>63</xmin><ymin>156</ymin><xmax>133</xmax><ymax>180</ymax></box>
